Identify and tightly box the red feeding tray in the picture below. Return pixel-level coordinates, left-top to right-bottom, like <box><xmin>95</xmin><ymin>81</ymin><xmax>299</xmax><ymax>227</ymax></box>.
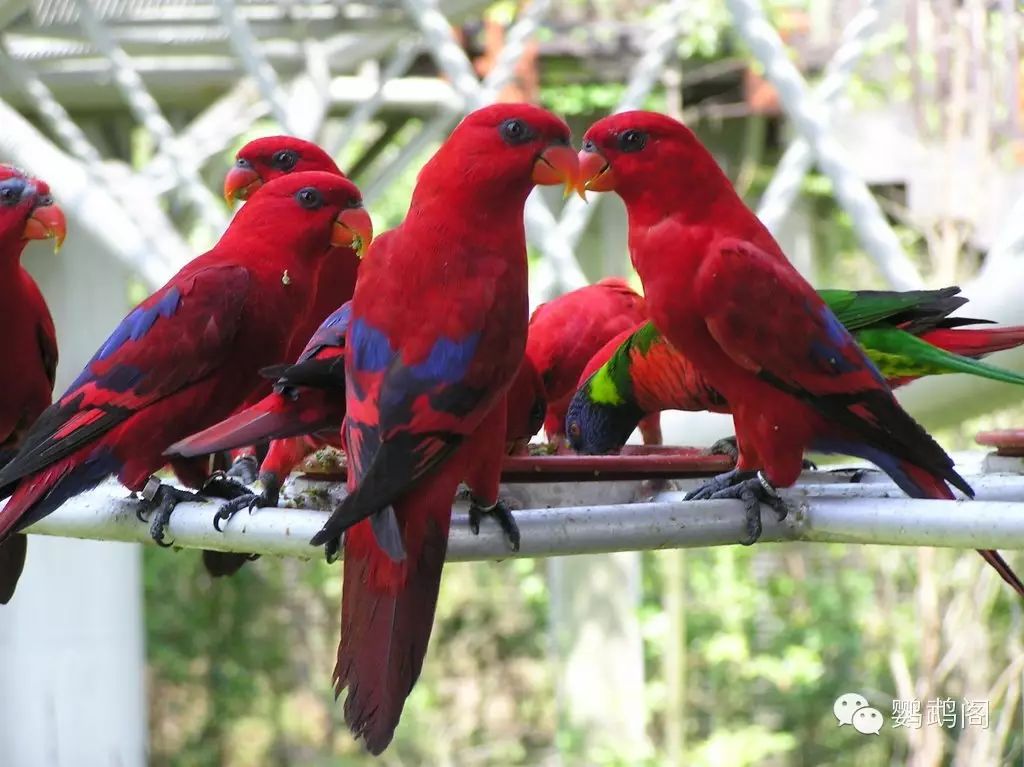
<box><xmin>298</xmin><ymin>445</ymin><xmax>734</xmax><ymax>484</ymax></box>
<box><xmin>976</xmin><ymin>428</ymin><xmax>1024</xmax><ymax>457</ymax></box>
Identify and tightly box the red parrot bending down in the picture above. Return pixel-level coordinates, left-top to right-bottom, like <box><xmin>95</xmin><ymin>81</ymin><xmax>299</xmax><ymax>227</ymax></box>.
<box><xmin>0</xmin><ymin>166</ymin><xmax>66</xmax><ymax>604</ymax></box>
<box><xmin>301</xmin><ymin>104</ymin><xmax>579</xmax><ymax>754</ymax></box>
<box><xmin>578</xmin><ymin>110</ymin><xmax>1024</xmax><ymax>597</ymax></box>
<box><xmin>0</xmin><ymin>172</ymin><xmax>372</xmax><ymax>602</ymax></box>
<box><xmin>524</xmin><ymin>277</ymin><xmax>659</xmax><ymax>445</ymax></box>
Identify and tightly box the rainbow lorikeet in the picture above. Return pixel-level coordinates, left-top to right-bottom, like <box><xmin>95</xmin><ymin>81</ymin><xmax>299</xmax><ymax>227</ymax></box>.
<box><xmin>567</xmin><ymin>287</ymin><xmax>1024</xmax><ymax>455</ymax></box>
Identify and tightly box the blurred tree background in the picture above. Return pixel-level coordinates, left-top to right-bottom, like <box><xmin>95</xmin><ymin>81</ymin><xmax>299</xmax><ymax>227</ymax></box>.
<box><xmin>141</xmin><ymin>1</ymin><xmax>1024</xmax><ymax>765</ymax></box>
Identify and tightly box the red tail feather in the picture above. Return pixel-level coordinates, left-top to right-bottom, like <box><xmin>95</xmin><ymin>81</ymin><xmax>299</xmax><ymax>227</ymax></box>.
<box><xmin>334</xmin><ymin>475</ymin><xmax>454</xmax><ymax>755</ymax></box>
<box><xmin>920</xmin><ymin>326</ymin><xmax>1024</xmax><ymax>359</ymax></box>
<box><xmin>899</xmin><ymin>462</ymin><xmax>1024</xmax><ymax>598</ymax></box>
<box><xmin>168</xmin><ymin>390</ymin><xmax>341</xmax><ymax>457</ymax></box>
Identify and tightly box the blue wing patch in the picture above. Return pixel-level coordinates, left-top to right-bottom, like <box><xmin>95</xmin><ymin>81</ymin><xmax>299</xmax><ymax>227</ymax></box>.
<box><xmin>67</xmin><ymin>287</ymin><xmax>182</xmax><ymax>392</ymax></box>
<box><xmin>299</xmin><ymin>301</ymin><xmax>353</xmax><ymax>362</ymax></box>
<box><xmin>350</xmin><ymin>317</ymin><xmax>395</xmax><ymax>372</ymax></box>
<box><xmin>409</xmin><ymin>332</ymin><xmax>480</xmax><ymax>383</ymax></box>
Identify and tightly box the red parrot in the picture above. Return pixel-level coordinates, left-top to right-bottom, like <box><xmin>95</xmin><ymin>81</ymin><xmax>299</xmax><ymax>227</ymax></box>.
<box><xmin>578</xmin><ymin>110</ymin><xmax>1024</xmax><ymax>597</ymax></box>
<box><xmin>504</xmin><ymin>357</ymin><xmax>547</xmax><ymax>454</ymax></box>
<box><xmin>303</xmin><ymin>104</ymin><xmax>579</xmax><ymax>754</ymax></box>
<box><xmin>524</xmin><ymin>277</ymin><xmax>659</xmax><ymax>445</ymax></box>
<box><xmin>184</xmin><ymin>137</ymin><xmax>359</xmax><ymax>575</ymax></box>
<box><xmin>0</xmin><ymin>171</ymin><xmax>372</xmax><ymax>602</ymax></box>
<box><xmin>0</xmin><ymin>166</ymin><xmax>66</xmax><ymax>604</ymax></box>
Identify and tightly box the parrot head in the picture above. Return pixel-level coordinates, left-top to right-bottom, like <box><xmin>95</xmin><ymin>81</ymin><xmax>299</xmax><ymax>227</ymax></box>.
<box><xmin>424</xmin><ymin>103</ymin><xmax>585</xmax><ymax>201</ymax></box>
<box><xmin>564</xmin><ymin>372</ymin><xmax>645</xmax><ymax>455</ymax></box>
<box><xmin>579</xmin><ymin>111</ymin><xmax>703</xmax><ymax>202</ymax></box>
<box><xmin>225</xmin><ymin>136</ymin><xmax>344</xmax><ymax>205</ymax></box>
<box><xmin>0</xmin><ymin>165</ymin><xmax>67</xmax><ymax>254</ymax></box>
<box><xmin>505</xmin><ymin>356</ymin><xmax>548</xmax><ymax>454</ymax></box>
<box><xmin>230</xmin><ymin>170</ymin><xmax>373</xmax><ymax>258</ymax></box>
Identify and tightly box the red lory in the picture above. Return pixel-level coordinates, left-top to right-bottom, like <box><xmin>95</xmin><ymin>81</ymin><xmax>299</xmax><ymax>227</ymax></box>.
<box><xmin>567</xmin><ymin>288</ymin><xmax>1024</xmax><ymax>454</ymax></box>
<box><xmin>578</xmin><ymin>110</ymin><xmax>1024</xmax><ymax>597</ymax></box>
<box><xmin>524</xmin><ymin>277</ymin><xmax>659</xmax><ymax>446</ymax></box>
<box><xmin>303</xmin><ymin>103</ymin><xmax>580</xmax><ymax>754</ymax></box>
<box><xmin>0</xmin><ymin>172</ymin><xmax>372</xmax><ymax>602</ymax></box>
<box><xmin>0</xmin><ymin>166</ymin><xmax>65</xmax><ymax>604</ymax></box>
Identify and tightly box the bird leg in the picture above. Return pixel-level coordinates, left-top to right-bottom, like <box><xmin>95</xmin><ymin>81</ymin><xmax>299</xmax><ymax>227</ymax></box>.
<box><xmin>468</xmin><ymin>496</ymin><xmax>521</xmax><ymax>551</ymax></box>
<box><xmin>137</xmin><ymin>477</ymin><xmax>204</xmax><ymax>547</ymax></box>
<box><xmin>225</xmin><ymin>454</ymin><xmax>260</xmax><ymax>485</ymax></box>
<box><xmin>211</xmin><ymin>475</ymin><xmax>282</xmax><ymax>533</ymax></box>
<box><xmin>706</xmin><ymin>472</ymin><xmax>789</xmax><ymax>546</ymax></box>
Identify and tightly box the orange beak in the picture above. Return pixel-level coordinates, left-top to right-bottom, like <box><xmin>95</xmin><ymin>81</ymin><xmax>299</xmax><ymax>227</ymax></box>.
<box><xmin>332</xmin><ymin>206</ymin><xmax>373</xmax><ymax>258</ymax></box>
<box><xmin>23</xmin><ymin>201</ymin><xmax>67</xmax><ymax>252</ymax></box>
<box><xmin>223</xmin><ymin>163</ymin><xmax>263</xmax><ymax>205</ymax></box>
<box><xmin>578</xmin><ymin>148</ymin><xmax>616</xmax><ymax>192</ymax></box>
<box><xmin>532</xmin><ymin>143</ymin><xmax>586</xmax><ymax>200</ymax></box>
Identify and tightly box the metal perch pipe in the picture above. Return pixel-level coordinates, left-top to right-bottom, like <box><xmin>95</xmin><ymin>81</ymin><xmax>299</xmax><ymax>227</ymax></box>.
<box><xmin>16</xmin><ymin>474</ymin><xmax>1024</xmax><ymax>560</ymax></box>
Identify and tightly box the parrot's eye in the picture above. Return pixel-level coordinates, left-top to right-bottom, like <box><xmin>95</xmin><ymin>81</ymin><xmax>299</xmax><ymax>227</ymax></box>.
<box><xmin>582</xmin><ymin>139</ymin><xmax>596</xmax><ymax>153</ymax></box>
<box><xmin>617</xmin><ymin>129</ymin><xmax>647</xmax><ymax>153</ymax></box>
<box><xmin>37</xmin><ymin>194</ymin><xmax>53</xmax><ymax>207</ymax></box>
<box><xmin>295</xmin><ymin>187</ymin><xmax>323</xmax><ymax>209</ymax></box>
<box><xmin>500</xmin><ymin>118</ymin><xmax>536</xmax><ymax>146</ymax></box>
<box><xmin>0</xmin><ymin>181</ymin><xmax>22</xmax><ymax>205</ymax></box>
<box><xmin>568</xmin><ymin>422</ymin><xmax>582</xmax><ymax>441</ymax></box>
<box><xmin>235</xmin><ymin>157</ymin><xmax>252</xmax><ymax>169</ymax></box>
<box><xmin>272</xmin><ymin>150</ymin><xmax>298</xmax><ymax>171</ymax></box>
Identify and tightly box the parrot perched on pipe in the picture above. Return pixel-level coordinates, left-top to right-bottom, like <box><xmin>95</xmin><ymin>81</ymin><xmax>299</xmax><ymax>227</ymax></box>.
<box><xmin>300</xmin><ymin>104</ymin><xmax>580</xmax><ymax>754</ymax></box>
<box><xmin>567</xmin><ymin>288</ymin><xmax>1024</xmax><ymax>455</ymax></box>
<box><xmin>0</xmin><ymin>166</ymin><xmax>66</xmax><ymax>604</ymax></box>
<box><xmin>0</xmin><ymin>171</ymin><xmax>372</xmax><ymax>602</ymax></box>
<box><xmin>523</xmin><ymin>277</ymin><xmax>659</xmax><ymax>447</ymax></box>
<box><xmin>578</xmin><ymin>110</ymin><xmax>1024</xmax><ymax>598</ymax></box>
<box><xmin>186</xmin><ymin>136</ymin><xmax>362</xmax><ymax>576</ymax></box>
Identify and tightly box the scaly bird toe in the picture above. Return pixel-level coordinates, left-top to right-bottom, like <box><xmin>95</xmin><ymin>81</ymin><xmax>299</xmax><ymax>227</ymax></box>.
<box><xmin>468</xmin><ymin>497</ymin><xmax>521</xmax><ymax>551</ymax></box>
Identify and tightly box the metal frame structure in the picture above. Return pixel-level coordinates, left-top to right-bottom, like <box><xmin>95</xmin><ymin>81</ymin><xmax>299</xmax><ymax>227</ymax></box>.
<box><xmin>20</xmin><ymin>461</ymin><xmax>1024</xmax><ymax>558</ymax></box>
<box><xmin>5</xmin><ymin>0</ymin><xmax>1017</xmax><ymax>299</ymax></box>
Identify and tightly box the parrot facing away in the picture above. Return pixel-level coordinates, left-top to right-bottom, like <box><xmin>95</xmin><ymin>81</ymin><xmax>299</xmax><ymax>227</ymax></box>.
<box><xmin>0</xmin><ymin>166</ymin><xmax>66</xmax><ymax>604</ymax></box>
<box><xmin>0</xmin><ymin>171</ymin><xmax>372</xmax><ymax>603</ymax></box>
<box><xmin>524</xmin><ymin>277</ymin><xmax>656</xmax><ymax>444</ymax></box>
<box><xmin>169</xmin><ymin>305</ymin><xmax>549</xmax><ymax>516</ymax></box>
<box><xmin>567</xmin><ymin>288</ymin><xmax>1024</xmax><ymax>455</ymax></box>
<box><xmin>303</xmin><ymin>103</ymin><xmax>580</xmax><ymax>754</ymax></box>
<box><xmin>578</xmin><ymin>110</ymin><xmax>1024</xmax><ymax>598</ymax></box>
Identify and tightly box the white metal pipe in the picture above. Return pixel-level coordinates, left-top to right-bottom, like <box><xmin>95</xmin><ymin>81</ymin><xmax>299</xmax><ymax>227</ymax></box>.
<box><xmin>18</xmin><ymin>473</ymin><xmax>1024</xmax><ymax>557</ymax></box>
<box><xmin>756</xmin><ymin>0</ymin><xmax>888</xmax><ymax>232</ymax></box>
<box><xmin>213</xmin><ymin>0</ymin><xmax>293</xmax><ymax>132</ymax></box>
<box><xmin>725</xmin><ymin>0</ymin><xmax>924</xmax><ymax>289</ymax></box>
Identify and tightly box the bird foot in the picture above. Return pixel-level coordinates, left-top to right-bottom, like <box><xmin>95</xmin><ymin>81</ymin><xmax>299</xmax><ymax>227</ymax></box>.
<box><xmin>137</xmin><ymin>477</ymin><xmax>204</xmax><ymax>547</ymax></box>
<box><xmin>225</xmin><ymin>454</ymin><xmax>259</xmax><ymax>485</ymax></box>
<box><xmin>685</xmin><ymin>468</ymin><xmax>752</xmax><ymax>501</ymax></box>
<box><xmin>211</xmin><ymin>474</ymin><xmax>280</xmax><ymax>532</ymax></box>
<box><xmin>706</xmin><ymin>472</ymin><xmax>788</xmax><ymax>546</ymax></box>
<box><xmin>468</xmin><ymin>497</ymin><xmax>521</xmax><ymax>551</ymax></box>
<box><xmin>201</xmin><ymin>471</ymin><xmax>252</xmax><ymax>500</ymax></box>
